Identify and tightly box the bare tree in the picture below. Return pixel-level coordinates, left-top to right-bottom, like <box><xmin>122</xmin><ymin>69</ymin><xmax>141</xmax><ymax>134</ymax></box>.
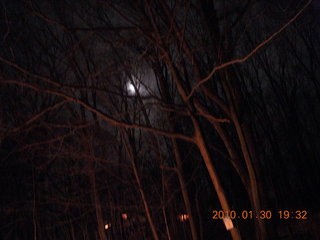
<box><xmin>1</xmin><ymin>0</ymin><xmax>318</xmax><ymax>239</ymax></box>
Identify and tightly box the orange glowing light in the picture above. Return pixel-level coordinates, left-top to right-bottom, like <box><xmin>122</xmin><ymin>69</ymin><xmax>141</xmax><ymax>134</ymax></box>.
<box><xmin>104</xmin><ymin>223</ymin><xmax>111</xmax><ymax>230</ymax></box>
<box><xmin>121</xmin><ymin>213</ymin><xmax>128</xmax><ymax>220</ymax></box>
<box><xmin>178</xmin><ymin>214</ymin><xmax>189</xmax><ymax>222</ymax></box>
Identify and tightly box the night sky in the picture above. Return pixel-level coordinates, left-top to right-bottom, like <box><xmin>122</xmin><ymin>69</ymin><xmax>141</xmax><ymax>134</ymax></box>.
<box><xmin>0</xmin><ymin>0</ymin><xmax>319</xmax><ymax>240</ymax></box>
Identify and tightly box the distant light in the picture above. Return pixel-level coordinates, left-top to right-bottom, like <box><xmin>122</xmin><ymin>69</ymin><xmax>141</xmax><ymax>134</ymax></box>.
<box><xmin>178</xmin><ymin>214</ymin><xmax>189</xmax><ymax>222</ymax></box>
<box><xmin>122</xmin><ymin>213</ymin><xmax>128</xmax><ymax>220</ymax></box>
<box><xmin>104</xmin><ymin>223</ymin><xmax>111</xmax><ymax>230</ymax></box>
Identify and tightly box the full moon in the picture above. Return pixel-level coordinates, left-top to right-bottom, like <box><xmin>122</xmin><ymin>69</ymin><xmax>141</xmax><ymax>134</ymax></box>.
<box><xmin>127</xmin><ymin>82</ymin><xmax>136</xmax><ymax>94</ymax></box>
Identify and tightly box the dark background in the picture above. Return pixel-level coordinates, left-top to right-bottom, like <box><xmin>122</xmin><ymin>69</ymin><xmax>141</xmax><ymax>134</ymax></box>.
<box><xmin>1</xmin><ymin>0</ymin><xmax>319</xmax><ymax>239</ymax></box>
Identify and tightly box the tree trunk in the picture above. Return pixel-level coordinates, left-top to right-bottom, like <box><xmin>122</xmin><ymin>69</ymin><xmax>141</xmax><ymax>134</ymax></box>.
<box><xmin>173</xmin><ymin>140</ymin><xmax>199</xmax><ymax>240</ymax></box>
<box><xmin>232</xmin><ymin>116</ymin><xmax>268</xmax><ymax>240</ymax></box>
<box><xmin>221</xmin><ymin>70</ymin><xmax>268</xmax><ymax>240</ymax></box>
<box><xmin>191</xmin><ymin>116</ymin><xmax>242</xmax><ymax>240</ymax></box>
<box><xmin>122</xmin><ymin>131</ymin><xmax>160</xmax><ymax>240</ymax></box>
<box><xmin>87</xmin><ymin>161</ymin><xmax>108</xmax><ymax>240</ymax></box>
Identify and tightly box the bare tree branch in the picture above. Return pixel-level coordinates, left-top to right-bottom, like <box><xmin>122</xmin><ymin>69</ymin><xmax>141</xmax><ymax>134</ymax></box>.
<box><xmin>186</xmin><ymin>0</ymin><xmax>313</xmax><ymax>100</ymax></box>
<box><xmin>11</xmin><ymin>100</ymin><xmax>68</xmax><ymax>133</ymax></box>
<box><xmin>1</xmin><ymin>79</ymin><xmax>195</xmax><ymax>142</ymax></box>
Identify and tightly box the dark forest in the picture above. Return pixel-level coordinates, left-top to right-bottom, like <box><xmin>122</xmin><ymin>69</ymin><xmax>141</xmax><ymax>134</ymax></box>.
<box><xmin>0</xmin><ymin>0</ymin><xmax>319</xmax><ymax>239</ymax></box>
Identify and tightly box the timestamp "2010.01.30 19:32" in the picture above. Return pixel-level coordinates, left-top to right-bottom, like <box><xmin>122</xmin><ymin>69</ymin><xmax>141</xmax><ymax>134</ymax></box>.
<box><xmin>212</xmin><ymin>210</ymin><xmax>308</xmax><ymax>220</ymax></box>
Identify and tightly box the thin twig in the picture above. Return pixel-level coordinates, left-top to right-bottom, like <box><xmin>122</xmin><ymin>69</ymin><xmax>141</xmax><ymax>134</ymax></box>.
<box><xmin>186</xmin><ymin>0</ymin><xmax>313</xmax><ymax>100</ymax></box>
